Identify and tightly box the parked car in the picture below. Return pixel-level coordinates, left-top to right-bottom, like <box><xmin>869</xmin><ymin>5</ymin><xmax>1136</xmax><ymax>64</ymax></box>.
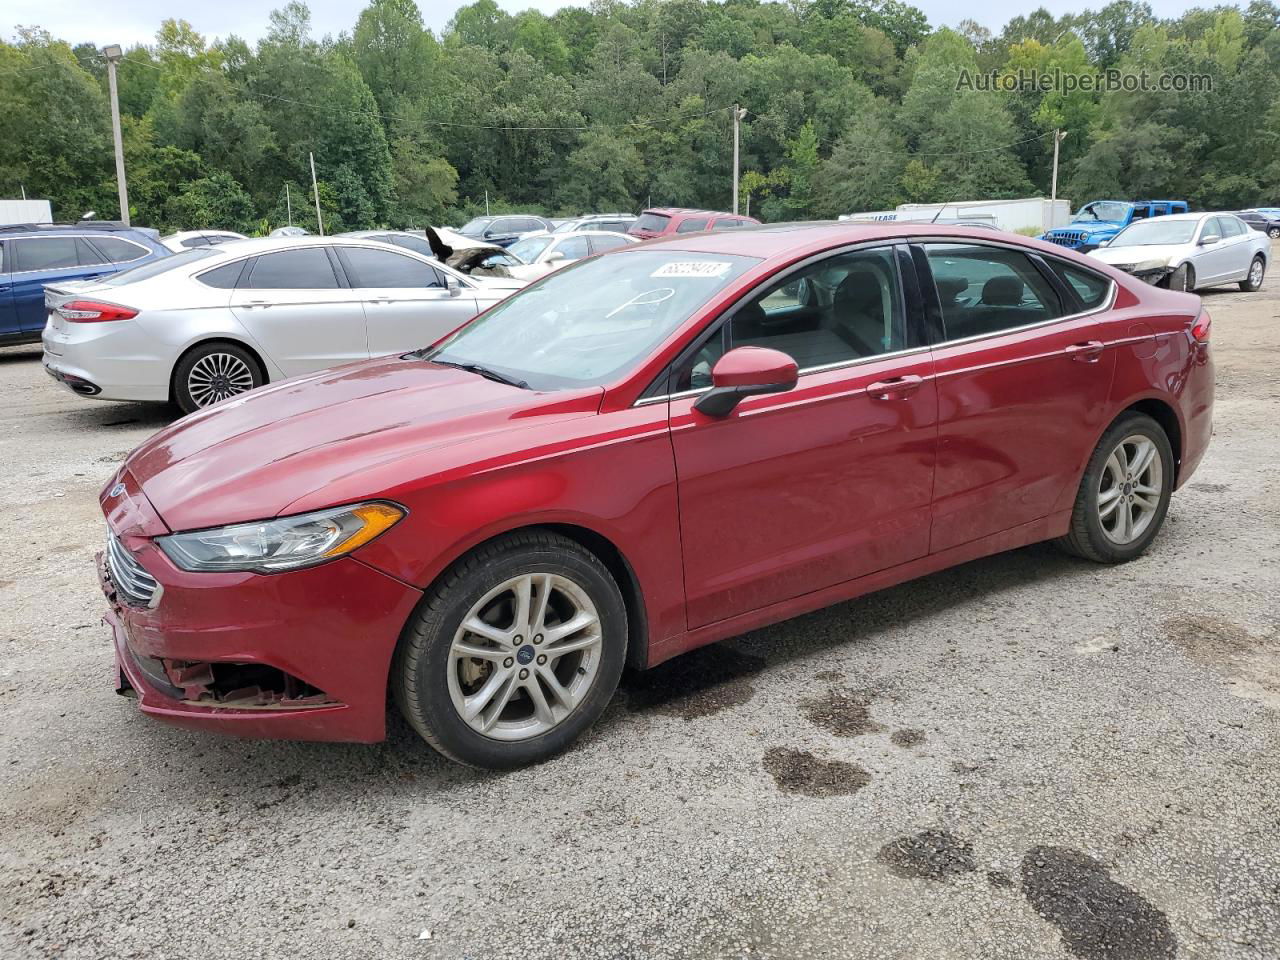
<box><xmin>161</xmin><ymin>230</ymin><xmax>248</xmax><ymax>252</ymax></box>
<box><xmin>1235</xmin><ymin>210</ymin><xmax>1280</xmax><ymax>239</ymax></box>
<box><xmin>1041</xmin><ymin>200</ymin><xmax>1189</xmax><ymax>252</ymax></box>
<box><xmin>1088</xmin><ymin>212</ymin><xmax>1268</xmax><ymax>292</ymax></box>
<box><xmin>43</xmin><ymin>237</ymin><xmax>523</xmax><ymax>413</ymax></box>
<box><xmin>458</xmin><ymin>215</ymin><xmax>554</xmax><ymax>247</ymax></box>
<box><xmin>551</xmin><ymin>214</ymin><xmax>636</xmax><ymax>234</ymax></box>
<box><xmin>503</xmin><ymin>230</ymin><xmax>639</xmax><ymax>281</ymax></box>
<box><xmin>269</xmin><ymin>226</ymin><xmax>309</xmax><ymax>238</ymax></box>
<box><xmin>98</xmin><ymin>222</ymin><xmax>1213</xmax><ymax>768</ymax></box>
<box><xmin>628</xmin><ymin>208</ymin><xmax>760</xmax><ymax>239</ymax></box>
<box><xmin>0</xmin><ymin>222</ymin><xmax>169</xmax><ymax>346</ymax></box>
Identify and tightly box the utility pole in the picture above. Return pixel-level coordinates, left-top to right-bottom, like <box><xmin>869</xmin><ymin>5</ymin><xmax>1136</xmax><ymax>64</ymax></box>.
<box><xmin>484</xmin><ymin>189</ymin><xmax>490</xmax><ymax>216</ymax></box>
<box><xmin>732</xmin><ymin>105</ymin><xmax>747</xmax><ymax>215</ymax></box>
<box><xmin>1050</xmin><ymin>128</ymin><xmax>1067</xmax><ymax>204</ymax></box>
<box><xmin>285</xmin><ymin>182</ymin><xmax>293</xmax><ymax>227</ymax></box>
<box><xmin>103</xmin><ymin>45</ymin><xmax>129</xmax><ymax>225</ymax></box>
<box><xmin>309</xmin><ymin>152</ymin><xmax>324</xmax><ymax>236</ymax></box>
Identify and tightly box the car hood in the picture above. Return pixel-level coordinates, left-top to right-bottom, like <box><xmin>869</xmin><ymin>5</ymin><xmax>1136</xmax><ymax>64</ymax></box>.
<box><xmin>124</xmin><ymin>355</ymin><xmax>602</xmax><ymax>531</ymax></box>
<box><xmin>1089</xmin><ymin>243</ymin><xmax>1188</xmax><ymax>267</ymax></box>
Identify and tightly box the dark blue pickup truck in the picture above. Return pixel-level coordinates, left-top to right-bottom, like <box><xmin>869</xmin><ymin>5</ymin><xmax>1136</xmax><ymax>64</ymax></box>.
<box><xmin>1041</xmin><ymin>200</ymin><xmax>1189</xmax><ymax>253</ymax></box>
<box><xmin>0</xmin><ymin>222</ymin><xmax>169</xmax><ymax>345</ymax></box>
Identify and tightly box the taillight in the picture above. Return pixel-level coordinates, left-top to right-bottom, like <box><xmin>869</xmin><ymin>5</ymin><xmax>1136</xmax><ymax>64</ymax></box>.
<box><xmin>57</xmin><ymin>300</ymin><xmax>138</xmax><ymax>323</ymax></box>
<box><xmin>1191</xmin><ymin>310</ymin><xmax>1211</xmax><ymax>342</ymax></box>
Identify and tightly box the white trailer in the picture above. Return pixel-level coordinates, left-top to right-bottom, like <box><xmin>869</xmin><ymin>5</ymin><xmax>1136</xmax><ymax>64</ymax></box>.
<box><xmin>0</xmin><ymin>199</ymin><xmax>53</xmax><ymax>226</ymax></box>
<box><xmin>892</xmin><ymin>197</ymin><xmax>1070</xmax><ymax>233</ymax></box>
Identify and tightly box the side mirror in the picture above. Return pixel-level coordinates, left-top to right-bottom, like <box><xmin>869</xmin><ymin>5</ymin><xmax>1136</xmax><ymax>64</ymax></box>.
<box><xmin>693</xmin><ymin>346</ymin><xmax>798</xmax><ymax>417</ymax></box>
<box><xmin>445</xmin><ymin>275</ymin><xmax>462</xmax><ymax>297</ymax></box>
<box><xmin>1199</xmin><ymin>234</ymin><xmax>1220</xmax><ymax>246</ymax></box>
<box><xmin>546</xmin><ymin>250</ymin><xmax>566</xmax><ymax>262</ymax></box>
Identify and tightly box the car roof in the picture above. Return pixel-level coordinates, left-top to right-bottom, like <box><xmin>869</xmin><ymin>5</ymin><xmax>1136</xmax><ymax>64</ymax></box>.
<box><xmin>193</xmin><ymin>236</ymin><xmax>427</xmax><ymax>256</ymax></box>
<box><xmin>641</xmin><ymin>208</ymin><xmax>741</xmax><ymax>217</ymax></box>
<box><xmin>0</xmin><ymin>221</ymin><xmax>147</xmax><ymax>237</ymax></box>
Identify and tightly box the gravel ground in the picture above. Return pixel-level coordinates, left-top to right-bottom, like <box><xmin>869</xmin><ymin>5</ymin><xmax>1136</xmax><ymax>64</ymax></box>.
<box><xmin>1</xmin><ymin>260</ymin><xmax>1278</xmax><ymax>960</ymax></box>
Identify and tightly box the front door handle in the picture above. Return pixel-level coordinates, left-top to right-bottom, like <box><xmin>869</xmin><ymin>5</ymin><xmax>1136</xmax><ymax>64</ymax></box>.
<box><xmin>866</xmin><ymin>374</ymin><xmax>923</xmax><ymax>400</ymax></box>
<box><xmin>1066</xmin><ymin>340</ymin><xmax>1105</xmax><ymax>362</ymax></box>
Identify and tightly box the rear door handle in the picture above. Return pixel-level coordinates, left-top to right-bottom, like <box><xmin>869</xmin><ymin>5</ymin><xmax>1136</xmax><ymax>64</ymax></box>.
<box><xmin>1066</xmin><ymin>340</ymin><xmax>1105</xmax><ymax>362</ymax></box>
<box><xmin>866</xmin><ymin>374</ymin><xmax>924</xmax><ymax>400</ymax></box>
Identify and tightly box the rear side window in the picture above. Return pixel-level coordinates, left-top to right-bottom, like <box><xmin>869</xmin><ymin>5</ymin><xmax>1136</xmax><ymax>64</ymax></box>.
<box><xmin>14</xmin><ymin>237</ymin><xmax>81</xmax><ymax>271</ymax></box>
<box><xmin>88</xmin><ymin>236</ymin><xmax>149</xmax><ymax>264</ymax></box>
<box><xmin>245</xmin><ymin>248</ymin><xmax>339</xmax><ymax>289</ymax></box>
<box><xmin>676</xmin><ymin>218</ymin><xmax>710</xmax><ymax>233</ymax></box>
<box><xmin>556</xmin><ymin>236</ymin><xmax>592</xmax><ymax>260</ymax></box>
<box><xmin>632</xmin><ymin>213</ymin><xmax>671</xmax><ymax>233</ymax></box>
<box><xmin>197</xmin><ymin>260</ymin><xmax>246</xmax><ymax>289</ymax></box>
<box><xmin>589</xmin><ymin>235</ymin><xmax>631</xmax><ymax>254</ymax></box>
<box><xmin>340</xmin><ymin>247</ymin><xmax>442</xmax><ymax>288</ymax></box>
<box><xmin>924</xmin><ymin>244</ymin><xmax>1062</xmax><ymax>342</ymax></box>
<box><xmin>76</xmin><ymin>238</ymin><xmax>106</xmax><ymax>265</ymax></box>
<box><xmin>1219</xmin><ymin>216</ymin><xmax>1245</xmax><ymax>238</ymax></box>
<box><xmin>1048</xmin><ymin>261</ymin><xmax>1112</xmax><ymax>311</ymax></box>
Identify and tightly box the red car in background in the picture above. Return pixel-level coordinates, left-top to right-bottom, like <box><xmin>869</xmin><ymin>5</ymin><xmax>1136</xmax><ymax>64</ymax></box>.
<box><xmin>100</xmin><ymin>223</ymin><xmax>1213</xmax><ymax>768</ymax></box>
<box><xmin>628</xmin><ymin>207</ymin><xmax>760</xmax><ymax>239</ymax></box>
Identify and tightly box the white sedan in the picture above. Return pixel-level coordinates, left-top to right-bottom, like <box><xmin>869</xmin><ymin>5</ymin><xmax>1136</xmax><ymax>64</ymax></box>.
<box><xmin>1089</xmin><ymin>212</ymin><xmax>1269</xmax><ymax>292</ymax></box>
<box><xmin>503</xmin><ymin>230</ymin><xmax>638</xmax><ymax>282</ymax></box>
<box><xmin>42</xmin><ymin>237</ymin><xmax>523</xmax><ymax>413</ymax></box>
<box><xmin>160</xmin><ymin>230</ymin><xmax>248</xmax><ymax>252</ymax></box>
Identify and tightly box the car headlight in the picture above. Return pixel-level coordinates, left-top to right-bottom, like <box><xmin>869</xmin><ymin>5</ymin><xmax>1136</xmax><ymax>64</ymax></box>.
<box><xmin>1133</xmin><ymin>258</ymin><xmax>1173</xmax><ymax>272</ymax></box>
<box><xmin>157</xmin><ymin>502</ymin><xmax>405</xmax><ymax>573</ymax></box>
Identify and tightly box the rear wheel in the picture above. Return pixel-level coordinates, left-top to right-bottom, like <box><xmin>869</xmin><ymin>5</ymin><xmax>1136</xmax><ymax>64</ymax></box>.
<box><xmin>1268</xmin><ymin>226</ymin><xmax>1280</xmax><ymax>239</ymax></box>
<box><xmin>393</xmin><ymin>530</ymin><xmax>627</xmax><ymax>769</ymax></box>
<box><xmin>173</xmin><ymin>342</ymin><xmax>264</xmax><ymax>414</ymax></box>
<box><xmin>1239</xmin><ymin>255</ymin><xmax>1265</xmax><ymax>292</ymax></box>
<box><xmin>1055</xmin><ymin>413</ymin><xmax>1174</xmax><ymax>564</ymax></box>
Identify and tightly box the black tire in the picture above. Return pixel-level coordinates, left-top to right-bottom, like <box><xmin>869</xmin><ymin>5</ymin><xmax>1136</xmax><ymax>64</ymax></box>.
<box><xmin>1169</xmin><ymin>262</ymin><xmax>1195</xmax><ymax>292</ymax></box>
<box><xmin>172</xmin><ymin>341</ymin><xmax>265</xmax><ymax>415</ymax></box>
<box><xmin>1239</xmin><ymin>255</ymin><xmax>1265</xmax><ymax>292</ymax></box>
<box><xmin>1055</xmin><ymin>412</ymin><xmax>1175</xmax><ymax>564</ymax></box>
<box><xmin>392</xmin><ymin>530</ymin><xmax>627</xmax><ymax>769</ymax></box>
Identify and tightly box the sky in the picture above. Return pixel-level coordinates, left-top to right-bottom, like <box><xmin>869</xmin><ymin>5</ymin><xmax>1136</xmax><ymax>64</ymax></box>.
<box><xmin>6</xmin><ymin>0</ymin><xmax>1209</xmax><ymax>50</ymax></box>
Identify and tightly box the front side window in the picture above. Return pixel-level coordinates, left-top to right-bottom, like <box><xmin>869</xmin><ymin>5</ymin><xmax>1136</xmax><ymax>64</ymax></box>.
<box><xmin>676</xmin><ymin>218</ymin><xmax>710</xmax><ymax>233</ymax></box>
<box><xmin>924</xmin><ymin>244</ymin><xmax>1062</xmax><ymax>342</ymax></box>
<box><xmin>340</xmin><ymin>247</ymin><xmax>442</xmax><ymax>288</ymax></box>
<box><xmin>1219</xmin><ymin>216</ymin><xmax>1245</xmax><ymax>238</ymax></box>
<box><xmin>88</xmin><ymin>236</ymin><xmax>149</xmax><ymax>264</ymax></box>
<box><xmin>427</xmin><ymin>250</ymin><xmax>758</xmax><ymax>390</ymax></box>
<box><xmin>556</xmin><ymin>236</ymin><xmax>592</xmax><ymax>260</ymax></box>
<box><xmin>676</xmin><ymin>247</ymin><xmax>907</xmax><ymax>391</ymax></box>
<box><xmin>245</xmin><ymin>248</ymin><xmax>339</xmax><ymax>289</ymax></box>
<box><xmin>14</xmin><ymin>236</ymin><xmax>80</xmax><ymax>271</ymax></box>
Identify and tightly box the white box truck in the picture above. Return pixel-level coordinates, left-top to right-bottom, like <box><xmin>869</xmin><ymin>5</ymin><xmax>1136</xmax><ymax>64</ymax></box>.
<box><xmin>0</xmin><ymin>199</ymin><xmax>53</xmax><ymax>226</ymax></box>
<box><xmin>840</xmin><ymin>198</ymin><xmax>1070</xmax><ymax>234</ymax></box>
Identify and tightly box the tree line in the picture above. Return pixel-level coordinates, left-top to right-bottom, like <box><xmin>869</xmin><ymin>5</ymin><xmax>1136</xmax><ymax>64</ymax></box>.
<box><xmin>1</xmin><ymin>0</ymin><xmax>1277</xmax><ymax>234</ymax></box>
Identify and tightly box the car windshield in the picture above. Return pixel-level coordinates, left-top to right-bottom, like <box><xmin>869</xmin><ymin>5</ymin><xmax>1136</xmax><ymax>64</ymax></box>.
<box><xmin>508</xmin><ymin>236</ymin><xmax>554</xmax><ymax>263</ymax></box>
<box><xmin>1075</xmin><ymin>202</ymin><xmax>1130</xmax><ymax>223</ymax></box>
<box><xmin>425</xmin><ymin>249</ymin><xmax>758</xmax><ymax>389</ymax></box>
<box><xmin>552</xmin><ymin>220</ymin><xmax>581</xmax><ymax>234</ymax></box>
<box><xmin>99</xmin><ymin>247</ymin><xmax>221</xmax><ymax>285</ymax></box>
<box><xmin>1109</xmin><ymin>220</ymin><xmax>1198</xmax><ymax>246</ymax></box>
<box><xmin>459</xmin><ymin>217</ymin><xmax>494</xmax><ymax>235</ymax></box>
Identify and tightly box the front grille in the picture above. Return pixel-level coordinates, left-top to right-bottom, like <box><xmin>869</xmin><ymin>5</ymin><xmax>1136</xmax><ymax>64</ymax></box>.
<box><xmin>1047</xmin><ymin>231</ymin><xmax>1085</xmax><ymax>247</ymax></box>
<box><xmin>106</xmin><ymin>533</ymin><xmax>160</xmax><ymax>608</ymax></box>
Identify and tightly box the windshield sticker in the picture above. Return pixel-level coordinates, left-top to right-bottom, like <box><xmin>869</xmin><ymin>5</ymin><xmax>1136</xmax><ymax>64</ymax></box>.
<box><xmin>651</xmin><ymin>261</ymin><xmax>733</xmax><ymax>279</ymax></box>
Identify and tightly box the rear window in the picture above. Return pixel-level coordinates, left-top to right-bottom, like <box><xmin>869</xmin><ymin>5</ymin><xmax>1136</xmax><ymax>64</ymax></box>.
<box><xmin>100</xmin><ymin>247</ymin><xmax>215</xmax><ymax>285</ymax></box>
<box><xmin>1048</xmin><ymin>260</ymin><xmax>1112</xmax><ymax>311</ymax></box>
<box><xmin>632</xmin><ymin>213</ymin><xmax>671</xmax><ymax>233</ymax></box>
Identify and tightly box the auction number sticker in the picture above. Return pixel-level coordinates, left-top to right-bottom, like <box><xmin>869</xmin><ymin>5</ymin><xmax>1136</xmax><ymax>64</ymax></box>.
<box><xmin>651</xmin><ymin>261</ymin><xmax>733</xmax><ymax>279</ymax></box>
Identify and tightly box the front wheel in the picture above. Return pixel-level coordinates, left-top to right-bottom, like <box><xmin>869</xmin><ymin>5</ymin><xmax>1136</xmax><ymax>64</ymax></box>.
<box><xmin>1239</xmin><ymin>255</ymin><xmax>1265</xmax><ymax>292</ymax></box>
<box><xmin>1169</xmin><ymin>262</ymin><xmax>1196</xmax><ymax>292</ymax></box>
<box><xmin>1055</xmin><ymin>413</ymin><xmax>1174</xmax><ymax>564</ymax></box>
<box><xmin>393</xmin><ymin>530</ymin><xmax>627</xmax><ymax>768</ymax></box>
<box><xmin>172</xmin><ymin>342</ymin><xmax>265</xmax><ymax>414</ymax></box>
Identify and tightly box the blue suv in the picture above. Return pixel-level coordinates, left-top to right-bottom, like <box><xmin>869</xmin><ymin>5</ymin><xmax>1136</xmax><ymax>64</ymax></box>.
<box><xmin>1041</xmin><ymin>200</ymin><xmax>1189</xmax><ymax>253</ymax></box>
<box><xmin>0</xmin><ymin>223</ymin><xmax>169</xmax><ymax>345</ymax></box>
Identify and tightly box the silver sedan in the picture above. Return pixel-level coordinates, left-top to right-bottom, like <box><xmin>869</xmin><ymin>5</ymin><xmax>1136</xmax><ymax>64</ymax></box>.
<box><xmin>41</xmin><ymin>237</ymin><xmax>523</xmax><ymax>413</ymax></box>
<box><xmin>1089</xmin><ymin>212</ymin><xmax>1270</xmax><ymax>292</ymax></box>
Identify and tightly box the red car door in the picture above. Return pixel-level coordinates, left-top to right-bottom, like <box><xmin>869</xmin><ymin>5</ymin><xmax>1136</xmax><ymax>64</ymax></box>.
<box><xmin>918</xmin><ymin>242</ymin><xmax>1117</xmax><ymax>553</ymax></box>
<box><xmin>667</xmin><ymin>245</ymin><xmax>938</xmax><ymax>629</ymax></box>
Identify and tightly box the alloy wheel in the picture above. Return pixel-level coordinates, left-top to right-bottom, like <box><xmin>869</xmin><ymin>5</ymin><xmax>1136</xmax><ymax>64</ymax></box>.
<box><xmin>187</xmin><ymin>352</ymin><xmax>255</xmax><ymax>407</ymax></box>
<box><xmin>1097</xmin><ymin>434</ymin><xmax>1163</xmax><ymax>545</ymax></box>
<box><xmin>447</xmin><ymin>573</ymin><xmax>603</xmax><ymax>741</ymax></box>
<box><xmin>1248</xmin><ymin>258</ymin><xmax>1264</xmax><ymax>288</ymax></box>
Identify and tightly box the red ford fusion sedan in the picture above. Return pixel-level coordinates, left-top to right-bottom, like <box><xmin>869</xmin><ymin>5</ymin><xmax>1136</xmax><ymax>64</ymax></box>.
<box><xmin>99</xmin><ymin>223</ymin><xmax>1214</xmax><ymax>768</ymax></box>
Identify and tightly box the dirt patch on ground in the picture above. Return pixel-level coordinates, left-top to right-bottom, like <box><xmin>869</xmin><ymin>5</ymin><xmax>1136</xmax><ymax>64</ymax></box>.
<box><xmin>876</xmin><ymin>830</ymin><xmax>977</xmax><ymax>881</ymax></box>
<box><xmin>1020</xmin><ymin>846</ymin><xmax>1176</xmax><ymax>960</ymax></box>
<box><xmin>625</xmin><ymin>644</ymin><xmax>766</xmax><ymax>720</ymax></box>
<box><xmin>762</xmin><ymin>747</ymin><xmax>871</xmax><ymax>797</ymax></box>
<box><xmin>890</xmin><ymin>728</ymin><xmax>926</xmax><ymax>748</ymax></box>
<box><xmin>1164</xmin><ymin>613</ymin><xmax>1280</xmax><ymax>708</ymax></box>
<box><xmin>801</xmin><ymin>684</ymin><xmax>883</xmax><ymax>737</ymax></box>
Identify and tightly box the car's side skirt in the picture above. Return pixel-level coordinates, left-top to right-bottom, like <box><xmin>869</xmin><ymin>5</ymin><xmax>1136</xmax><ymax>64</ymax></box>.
<box><xmin>645</xmin><ymin>509</ymin><xmax>1072</xmax><ymax>668</ymax></box>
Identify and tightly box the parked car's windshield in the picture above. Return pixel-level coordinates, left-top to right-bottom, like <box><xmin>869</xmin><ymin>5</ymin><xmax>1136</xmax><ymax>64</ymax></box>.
<box><xmin>1110</xmin><ymin>220</ymin><xmax>1198</xmax><ymax>246</ymax></box>
<box><xmin>426</xmin><ymin>249</ymin><xmax>758</xmax><ymax>389</ymax></box>
<box><xmin>99</xmin><ymin>247</ymin><xmax>220</xmax><ymax>285</ymax></box>
<box><xmin>1075</xmin><ymin>202</ymin><xmax>1130</xmax><ymax>223</ymax></box>
<box><xmin>508</xmin><ymin>236</ymin><xmax>553</xmax><ymax>263</ymax></box>
<box><xmin>459</xmin><ymin>217</ymin><xmax>494</xmax><ymax>235</ymax></box>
